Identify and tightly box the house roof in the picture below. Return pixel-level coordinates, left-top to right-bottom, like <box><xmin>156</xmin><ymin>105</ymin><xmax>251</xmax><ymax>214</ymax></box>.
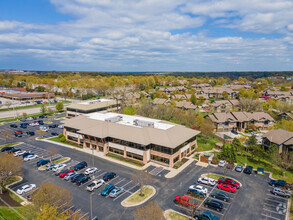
<box><xmin>153</xmin><ymin>98</ymin><xmax>169</xmax><ymax>105</ymax></box>
<box><xmin>262</xmin><ymin>129</ymin><xmax>293</xmax><ymax>145</ymax></box>
<box><xmin>62</xmin><ymin>112</ymin><xmax>200</xmax><ymax>148</ymax></box>
<box><xmin>208</xmin><ymin>112</ymin><xmax>274</xmax><ymax>123</ymax></box>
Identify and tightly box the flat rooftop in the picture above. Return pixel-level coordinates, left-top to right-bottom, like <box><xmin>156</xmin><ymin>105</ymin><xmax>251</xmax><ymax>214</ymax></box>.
<box><xmin>66</xmin><ymin>99</ymin><xmax>117</xmax><ymax>111</ymax></box>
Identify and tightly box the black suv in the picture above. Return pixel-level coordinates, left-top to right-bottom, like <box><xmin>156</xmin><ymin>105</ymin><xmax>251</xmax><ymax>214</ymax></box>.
<box><xmin>26</xmin><ymin>131</ymin><xmax>35</xmax><ymax>136</ymax></box>
<box><xmin>1</xmin><ymin>146</ymin><xmax>14</xmax><ymax>152</ymax></box>
<box><xmin>10</xmin><ymin>124</ymin><xmax>17</xmax><ymax>128</ymax></box>
<box><xmin>76</xmin><ymin>176</ymin><xmax>91</xmax><ymax>185</ymax></box>
<box><xmin>243</xmin><ymin>166</ymin><xmax>253</xmax><ymax>174</ymax></box>
<box><xmin>49</xmin><ymin>124</ymin><xmax>58</xmax><ymax>128</ymax></box>
<box><xmin>204</xmin><ymin>199</ymin><xmax>223</xmax><ymax>212</ymax></box>
<box><xmin>73</xmin><ymin>161</ymin><xmax>87</xmax><ymax>171</ymax></box>
<box><xmin>103</xmin><ymin>172</ymin><xmax>116</xmax><ymax>181</ymax></box>
<box><xmin>71</xmin><ymin>174</ymin><xmax>85</xmax><ymax>183</ymax></box>
<box><xmin>211</xmin><ymin>192</ymin><xmax>230</xmax><ymax>202</ymax></box>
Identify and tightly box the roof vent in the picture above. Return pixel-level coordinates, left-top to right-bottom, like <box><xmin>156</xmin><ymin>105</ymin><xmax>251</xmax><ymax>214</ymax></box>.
<box><xmin>105</xmin><ymin>115</ymin><xmax>123</xmax><ymax>123</ymax></box>
<box><xmin>89</xmin><ymin>100</ymin><xmax>101</xmax><ymax>104</ymax></box>
<box><xmin>133</xmin><ymin>119</ymin><xmax>154</xmax><ymax>128</ymax></box>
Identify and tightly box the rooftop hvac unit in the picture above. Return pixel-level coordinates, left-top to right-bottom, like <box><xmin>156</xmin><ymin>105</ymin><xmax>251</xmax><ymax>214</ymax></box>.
<box><xmin>105</xmin><ymin>115</ymin><xmax>123</xmax><ymax>123</ymax></box>
<box><xmin>88</xmin><ymin>100</ymin><xmax>101</xmax><ymax>104</ymax></box>
<box><xmin>133</xmin><ymin>119</ymin><xmax>154</xmax><ymax>128</ymax></box>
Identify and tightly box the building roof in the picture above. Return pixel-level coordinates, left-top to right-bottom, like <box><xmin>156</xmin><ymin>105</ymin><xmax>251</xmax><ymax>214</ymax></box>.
<box><xmin>62</xmin><ymin>112</ymin><xmax>200</xmax><ymax>148</ymax></box>
<box><xmin>153</xmin><ymin>98</ymin><xmax>169</xmax><ymax>105</ymax></box>
<box><xmin>208</xmin><ymin>112</ymin><xmax>274</xmax><ymax>123</ymax></box>
<box><xmin>262</xmin><ymin>129</ymin><xmax>293</xmax><ymax>145</ymax></box>
<box><xmin>66</xmin><ymin>99</ymin><xmax>116</xmax><ymax>111</ymax></box>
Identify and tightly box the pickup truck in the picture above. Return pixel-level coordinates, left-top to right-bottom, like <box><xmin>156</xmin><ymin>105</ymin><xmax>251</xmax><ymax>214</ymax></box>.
<box><xmin>218</xmin><ymin>178</ymin><xmax>240</xmax><ymax>189</ymax></box>
<box><xmin>194</xmin><ymin>211</ymin><xmax>220</xmax><ymax>220</ymax></box>
<box><xmin>174</xmin><ymin>195</ymin><xmax>198</xmax><ymax>208</ymax></box>
<box><xmin>269</xmin><ymin>180</ymin><xmax>286</xmax><ymax>187</ymax></box>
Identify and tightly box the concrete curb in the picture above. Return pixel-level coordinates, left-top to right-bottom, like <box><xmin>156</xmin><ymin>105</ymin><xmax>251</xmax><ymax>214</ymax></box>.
<box><xmin>121</xmin><ymin>185</ymin><xmax>156</xmax><ymax>208</ymax></box>
<box><xmin>165</xmin><ymin>158</ymin><xmax>195</xmax><ymax>179</ymax></box>
<box><xmin>0</xmin><ymin>142</ymin><xmax>23</xmax><ymax>149</ymax></box>
<box><xmin>38</xmin><ymin>157</ymin><xmax>71</xmax><ymax>171</ymax></box>
<box><xmin>5</xmin><ymin>176</ymin><xmax>30</xmax><ymax>206</ymax></box>
<box><xmin>201</xmin><ymin>173</ymin><xmax>243</xmax><ymax>187</ymax></box>
<box><xmin>163</xmin><ymin>209</ymin><xmax>191</xmax><ymax>220</ymax></box>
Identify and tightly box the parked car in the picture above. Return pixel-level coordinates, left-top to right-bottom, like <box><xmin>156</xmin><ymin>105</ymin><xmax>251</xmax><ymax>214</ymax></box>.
<box><xmin>109</xmin><ymin>187</ymin><xmax>124</xmax><ymax>198</ymax></box>
<box><xmin>76</xmin><ymin>176</ymin><xmax>91</xmax><ymax>185</ymax></box>
<box><xmin>271</xmin><ymin>187</ymin><xmax>291</xmax><ymax>198</ymax></box>
<box><xmin>243</xmin><ymin>166</ymin><xmax>253</xmax><ymax>174</ymax></box>
<box><xmin>1</xmin><ymin>146</ymin><xmax>14</xmax><ymax>152</ymax></box>
<box><xmin>32</xmin><ymin>117</ymin><xmax>37</xmax><ymax>120</ymax></box>
<box><xmin>38</xmin><ymin>120</ymin><xmax>44</xmax><ymax>125</ymax></box>
<box><xmin>211</xmin><ymin>191</ymin><xmax>230</xmax><ymax>202</ymax></box>
<box><xmin>55</xmin><ymin>168</ymin><xmax>66</xmax><ymax>176</ymax></box>
<box><xmin>218</xmin><ymin>160</ymin><xmax>226</xmax><ymax>167</ymax></box>
<box><xmin>15</xmin><ymin>130</ymin><xmax>23</xmax><ymax>134</ymax></box>
<box><xmin>84</xmin><ymin>167</ymin><xmax>98</xmax><ymax>175</ymax></box>
<box><xmin>189</xmin><ymin>185</ymin><xmax>208</xmax><ymax>194</ymax></box>
<box><xmin>174</xmin><ymin>195</ymin><xmax>198</xmax><ymax>208</ymax></box>
<box><xmin>40</xmin><ymin>126</ymin><xmax>48</xmax><ymax>132</ymax></box>
<box><xmin>204</xmin><ymin>199</ymin><xmax>223</xmax><ymax>212</ymax></box>
<box><xmin>193</xmin><ymin>211</ymin><xmax>220</xmax><ymax>220</ymax></box>
<box><xmin>103</xmin><ymin>172</ymin><xmax>116</xmax><ymax>181</ymax></box>
<box><xmin>197</xmin><ymin>177</ymin><xmax>216</xmax><ymax>186</ymax></box>
<box><xmin>27</xmin><ymin>117</ymin><xmax>33</xmax><ymax>120</ymax></box>
<box><xmin>71</xmin><ymin>174</ymin><xmax>85</xmax><ymax>183</ymax></box>
<box><xmin>29</xmin><ymin>122</ymin><xmax>39</xmax><ymax>126</ymax></box>
<box><xmin>187</xmin><ymin>188</ymin><xmax>206</xmax><ymax>198</ymax></box>
<box><xmin>52</xmin><ymin>164</ymin><xmax>66</xmax><ymax>172</ymax></box>
<box><xmin>20</xmin><ymin>118</ymin><xmax>26</xmax><ymax>122</ymax></box>
<box><xmin>24</xmin><ymin>154</ymin><xmax>38</xmax><ymax>161</ymax></box>
<box><xmin>59</xmin><ymin>169</ymin><xmax>74</xmax><ymax>178</ymax></box>
<box><xmin>73</xmin><ymin>161</ymin><xmax>87</xmax><ymax>171</ymax></box>
<box><xmin>14</xmin><ymin>150</ymin><xmax>26</xmax><ymax>157</ymax></box>
<box><xmin>49</xmin><ymin>124</ymin><xmax>58</xmax><ymax>128</ymax></box>
<box><xmin>235</xmin><ymin>165</ymin><xmax>243</xmax><ymax>172</ymax></box>
<box><xmin>64</xmin><ymin>172</ymin><xmax>77</xmax><ymax>181</ymax></box>
<box><xmin>10</xmin><ymin>124</ymin><xmax>17</xmax><ymax>128</ymax></box>
<box><xmin>269</xmin><ymin>180</ymin><xmax>287</xmax><ymax>187</ymax></box>
<box><xmin>58</xmin><ymin>125</ymin><xmax>64</xmax><ymax>129</ymax></box>
<box><xmin>101</xmin><ymin>184</ymin><xmax>115</xmax><ymax>196</ymax></box>
<box><xmin>16</xmin><ymin>184</ymin><xmax>36</xmax><ymax>195</ymax></box>
<box><xmin>51</xmin><ymin>132</ymin><xmax>59</xmax><ymax>136</ymax></box>
<box><xmin>86</xmin><ymin>179</ymin><xmax>105</xmax><ymax>192</ymax></box>
<box><xmin>23</xmin><ymin>152</ymin><xmax>34</xmax><ymax>158</ymax></box>
<box><xmin>9</xmin><ymin>148</ymin><xmax>21</xmax><ymax>154</ymax></box>
<box><xmin>15</xmin><ymin>133</ymin><xmax>22</xmax><ymax>137</ymax></box>
<box><xmin>39</xmin><ymin>115</ymin><xmax>47</xmax><ymax>119</ymax></box>
<box><xmin>217</xmin><ymin>184</ymin><xmax>236</xmax><ymax>193</ymax></box>
<box><xmin>26</xmin><ymin>131</ymin><xmax>35</xmax><ymax>136</ymax></box>
<box><xmin>36</xmin><ymin>159</ymin><xmax>50</xmax><ymax>167</ymax></box>
<box><xmin>251</xmin><ymin>132</ymin><xmax>260</xmax><ymax>136</ymax></box>
<box><xmin>46</xmin><ymin>163</ymin><xmax>57</xmax><ymax>171</ymax></box>
<box><xmin>231</xmin><ymin>130</ymin><xmax>238</xmax><ymax>135</ymax></box>
<box><xmin>20</xmin><ymin>123</ymin><xmax>27</xmax><ymax>129</ymax></box>
<box><xmin>218</xmin><ymin>178</ymin><xmax>240</xmax><ymax>189</ymax></box>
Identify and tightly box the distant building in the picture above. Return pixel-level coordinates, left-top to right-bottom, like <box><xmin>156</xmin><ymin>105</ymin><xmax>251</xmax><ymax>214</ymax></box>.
<box><xmin>66</xmin><ymin>99</ymin><xmax>118</xmax><ymax>118</ymax></box>
<box><xmin>0</xmin><ymin>88</ymin><xmax>54</xmax><ymax>101</ymax></box>
<box><xmin>262</xmin><ymin>129</ymin><xmax>293</xmax><ymax>153</ymax></box>
<box><xmin>62</xmin><ymin>112</ymin><xmax>200</xmax><ymax>167</ymax></box>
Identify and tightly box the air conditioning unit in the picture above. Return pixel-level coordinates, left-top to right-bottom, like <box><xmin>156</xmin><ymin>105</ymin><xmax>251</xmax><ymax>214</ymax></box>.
<box><xmin>133</xmin><ymin>119</ymin><xmax>154</xmax><ymax>128</ymax></box>
<box><xmin>105</xmin><ymin>115</ymin><xmax>123</xmax><ymax>123</ymax></box>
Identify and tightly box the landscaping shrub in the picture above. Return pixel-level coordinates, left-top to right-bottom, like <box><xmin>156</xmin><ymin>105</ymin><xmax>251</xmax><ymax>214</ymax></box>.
<box><xmin>60</xmin><ymin>136</ymin><xmax>66</xmax><ymax>142</ymax></box>
<box><xmin>58</xmin><ymin>133</ymin><xmax>64</xmax><ymax>138</ymax></box>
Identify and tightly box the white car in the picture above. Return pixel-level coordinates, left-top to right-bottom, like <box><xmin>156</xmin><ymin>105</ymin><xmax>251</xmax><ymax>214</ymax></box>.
<box><xmin>58</xmin><ymin>125</ymin><xmax>64</xmax><ymax>129</ymax></box>
<box><xmin>29</xmin><ymin>123</ymin><xmax>39</xmax><ymax>126</ymax></box>
<box><xmin>189</xmin><ymin>185</ymin><xmax>208</xmax><ymax>194</ymax></box>
<box><xmin>86</xmin><ymin>179</ymin><xmax>105</xmax><ymax>192</ymax></box>
<box><xmin>84</xmin><ymin>167</ymin><xmax>98</xmax><ymax>175</ymax></box>
<box><xmin>52</xmin><ymin>164</ymin><xmax>66</xmax><ymax>172</ymax></box>
<box><xmin>14</xmin><ymin>150</ymin><xmax>27</xmax><ymax>157</ymax></box>
<box><xmin>197</xmin><ymin>177</ymin><xmax>216</xmax><ymax>186</ymax></box>
<box><xmin>16</xmin><ymin>184</ymin><xmax>36</xmax><ymax>195</ymax></box>
<box><xmin>27</xmin><ymin>117</ymin><xmax>33</xmax><ymax>120</ymax></box>
<box><xmin>40</xmin><ymin>126</ymin><xmax>48</xmax><ymax>132</ymax></box>
<box><xmin>24</xmin><ymin>154</ymin><xmax>38</xmax><ymax>161</ymax></box>
<box><xmin>218</xmin><ymin>160</ymin><xmax>227</xmax><ymax>167</ymax></box>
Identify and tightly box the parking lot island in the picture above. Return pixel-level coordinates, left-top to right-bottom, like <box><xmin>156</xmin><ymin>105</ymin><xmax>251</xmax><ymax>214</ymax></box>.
<box><xmin>121</xmin><ymin>185</ymin><xmax>156</xmax><ymax>207</ymax></box>
<box><xmin>38</xmin><ymin>157</ymin><xmax>71</xmax><ymax>171</ymax></box>
<box><xmin>163</xmin><ymin>209</ymin><xmax>190</xmax><ymax>220</ymax></box>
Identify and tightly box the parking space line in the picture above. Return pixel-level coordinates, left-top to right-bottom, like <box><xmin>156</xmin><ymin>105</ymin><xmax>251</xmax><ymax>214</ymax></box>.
<box><xmin>120</xmin><ymin>180</ymin><xmax>133</xmax><ymax>188</ymax></box>
<box><xmin>266</xmin><ymin>194</ymin><xmax>288</xmax><ymax>201</ymax></box>
<box><xmin>113</xmin><ymin>184</ymin><xmax>139</xmax><ymax>201</ymax></box>
<box><xmin>106</xmin><ymin>175</ymin><xmax>119</xmax><ymax>184</ymax></box>
<box><xmin>112</xmin><ymin>178</ymin><xmax>125</xmax><ymax>186</ymax></box>
<box><xmin>261</xmin><ymin>214</ymin><xmax>281</xmax><ymax>220</ymax></box>
<box><xmin>200</xmin><ymin>207</ymin><xmax>225</xmax><ymax>216</ymax></box>
<box><xmin>265</xmin><ymin>198</ymin><xmax>287</xmax><ymax>205</ymax></box>
<box><xmin>263</xmin><ymin>208</ymin><xmax>285</xmax><ymax>216</ymax></box>
<box><xmin>95</xmin><ymin>171</ymin><xmax>107</xmax><ymax>179</ymax></box>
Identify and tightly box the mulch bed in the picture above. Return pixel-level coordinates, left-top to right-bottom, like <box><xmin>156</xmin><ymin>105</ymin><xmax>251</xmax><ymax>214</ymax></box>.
<box><xmin>0</xmin><ymin>191</ymin><xmax>21</xmax><ymax>207</ymax></box>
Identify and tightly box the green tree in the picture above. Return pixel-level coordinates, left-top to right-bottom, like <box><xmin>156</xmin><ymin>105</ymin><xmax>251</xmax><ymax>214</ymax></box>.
<box><xmin>190</xmin><ymin>94</ymin><xmax>197</xmax><ymax>105</ymax></box>
<box><xmin>222</xmin><ymin>91</ymin><xmax>229</xmax><ymax>99</ymax></box>
<box><xmin>55</xmin><ymin>102</ymin><xmax>64</xmax><ymax>112</ymax></box>
<box><xmin>123</xmin><ymin>105</ymin><xmax>137</xmax><ymax>115</ymax></box>
<box><xmin>231</xmin><ymin>138</ymin><xmax>242</xmax><ymax>152</ymax></box>
<box><xmin>40</xmin><ymin>104</ymin><xmax>47</xmax><ymax>115</ymax></box>
<box><xmin>246</xmin><ymin>135</ymin><xmax>257</xmax><ymax>159</ymax></box>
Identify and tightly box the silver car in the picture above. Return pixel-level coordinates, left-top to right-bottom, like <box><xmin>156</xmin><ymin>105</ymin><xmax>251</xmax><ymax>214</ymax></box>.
<box><xmin>109</xmin><ymin>187</ymin><xmax>124</xmax><ymax>198</ymax></box>
<box><xmin>64</xmin><ymin>172</ymin><xmax>77</xmax><ymax>181</ymax></box>
<box><xmin>272</xmin><ymin>187</ymin><xmax>291</xmax><ymax>198</ymax></box>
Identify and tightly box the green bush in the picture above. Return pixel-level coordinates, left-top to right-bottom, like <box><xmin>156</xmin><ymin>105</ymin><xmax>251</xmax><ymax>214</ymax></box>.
<box><xmin>58</xmin><ymin>133</ymin><xmax>64</xmax><ymax>138</ymax></box>
<box><xmin>60</xmin><ymin>136</ymin><xmax>66</xmax><ymax>142</ymax></box>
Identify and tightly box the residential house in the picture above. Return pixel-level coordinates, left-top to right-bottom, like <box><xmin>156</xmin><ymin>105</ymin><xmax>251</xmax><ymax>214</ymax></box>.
<box><xmin>262</xmin><ymin>129</ymin><xmax>293</xmax><ymax>153</ymax></box>
<box><xmin>278</xmin><ymin>111</ymin><xmax>293</xmax><ymax>120</ymax></box>
<box><xmin>176</xmin><ymin>101</ymin><xmax>197</xmax><ymax>110</ymax></box>
<box><xmin>153</xmin><ymin>98</ymin><xmax>170</xmax><ymax>105</ymax></box>
<box><xmin>207</xmin><ymin>112</ymin><xmax>274</xmax><ymax>132</ymax></box>
<box><xmin>210</xmin><ymin>100</ymin><xmax>240</xmax><ymax>112</ymax></box>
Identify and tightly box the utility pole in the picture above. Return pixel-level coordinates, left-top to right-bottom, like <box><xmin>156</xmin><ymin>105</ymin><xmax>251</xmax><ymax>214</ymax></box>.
<box><xmin>90</xmin><ymin>192</ymin><xmax>94</xmax><ymax>220</ymax></box>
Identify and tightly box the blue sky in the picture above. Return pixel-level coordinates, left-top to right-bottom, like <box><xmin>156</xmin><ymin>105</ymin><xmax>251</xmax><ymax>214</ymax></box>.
<box><xmin>0</xmin><ymin>0</ymin><xmax>293</xmax><ymax>72</ymax></box>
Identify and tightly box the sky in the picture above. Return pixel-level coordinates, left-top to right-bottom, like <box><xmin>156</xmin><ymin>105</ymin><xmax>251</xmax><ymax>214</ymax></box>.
<box><xmin>0</xmin><ymin>0</ymin><xmax>293</xmax><ymax>72</ymax></box>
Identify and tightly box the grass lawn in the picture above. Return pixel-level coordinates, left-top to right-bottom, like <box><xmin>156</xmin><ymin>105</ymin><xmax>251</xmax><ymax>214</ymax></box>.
<box><xmin>8</xmin><ymin>191</ymin><xmax>23</xmax><ymax>204</ymax></box>
<box><xmin>39</xmin><ymin>157</ymin><xmax>70</xmax><ymax>170</ymax></box>
<box><xmin>47</xmin><ymin>137</ymin><xmax>83</xmax><ymax>148</ymax></box>
<box><xmin>106</xmin><ymin>153</ymin><xmax>144</xmax><ymax>167</ymax></box>
<box><xmin>0</xmin><ymin>142</ymin><xmax>20</xmax><ymax>149</ymax></box>
<box><xmin>127</xmin><ymin>186</ymin><xmax>153</xmax><ymax>203</ymax></box>
<box><xmin>236</xmin><ymin>153</ymin><xmax>293</xmax><ymax>182</ymax></box>
<box><xmin>197</xmin><ymin>134</ymin><xmax>219</xmax><ymax>151</ymax></box>
<box><xmin>0</xmin><ymin>205</ymin><xmax>35</xmax><ymax>220</ymax></box>
<box><xmin>0</xmin><ymin>101</ymin><xmax>71</xmax><ymax>112</ymax></box>
<box><xmin>167</xmin><ymin>211</ymin><xmax>190</xmax><ymax>220</ymax></box>
<box><xmin>43</xmin><ymin>121</ymin><xmax>53</xmax><ymax>124</ymax></box>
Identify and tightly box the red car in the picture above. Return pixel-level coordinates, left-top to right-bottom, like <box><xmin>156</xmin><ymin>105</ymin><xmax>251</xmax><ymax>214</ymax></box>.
<box><xmin>217</xmin><ymin>184</ymin><xmax>236</xmax><ymax>193</ymax></box>
<box><xmin>218</xmin><ymin>178</ymin><xmax>240</xmax><ymax>189</ymax></box>
<box><xmin>59</xmin><ymin>169</ymin><xmax>74</xmax><ymax>178</ymax></box>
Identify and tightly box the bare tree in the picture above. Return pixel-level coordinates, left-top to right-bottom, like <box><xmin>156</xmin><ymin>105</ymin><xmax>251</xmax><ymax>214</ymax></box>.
<box><xmin>131</xmin><ymin>170</ymin><xmax>152</xmax><ymax>196</ymax></box>
<box><xmin>239</xmin><ymin>98</ymin><xmax>263</xmax><ymax>112</ymax></box>
<box><xmin>271</xmin><ymin>151</ymin><xmax>293</xmax><ymax>178</ymax></box>
<box><xmin>37</xmin><ymin>129</ymin><xmax>46</xmax><ymax>138</ymax></box>
<box><xmin>47</xmin><ymin>147</ymin><xmax>58</xmax><ymax>163</ymax></box>
<box><xmin>0</xmin><ymin>129</ymin><xmax>14</xmax><ymax>143</ymax></box>
<box><xmin>4</xmin><ymin>101</ymin><xmax>12</xmax><ymax>110</ymax></box>
<box><xmin>133</xmin><ymin>201</ymin><xmax>165</xmax><ymax>220</ymax></box>
<box><xmin>0</xmin><ymin>154</ymin><xmax>23</xmax><ymax>194</ymax></box>
<box><xmin>32</xmin><ymin>182</ymin><xmax>73</xmax><ymax>212</ymax></box>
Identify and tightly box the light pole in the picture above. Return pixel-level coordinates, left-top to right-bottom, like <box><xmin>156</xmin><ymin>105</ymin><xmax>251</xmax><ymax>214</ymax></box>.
<box><xmin>92</xmin><ymin>148</ymin><xmax>95</xmax><ymax>179</ymax></box>
<box><xmin>90</xmin><ymin>192</ymin><xmax>94</xmax><ymax>220</ymax></box>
